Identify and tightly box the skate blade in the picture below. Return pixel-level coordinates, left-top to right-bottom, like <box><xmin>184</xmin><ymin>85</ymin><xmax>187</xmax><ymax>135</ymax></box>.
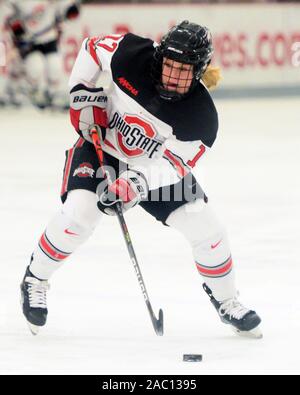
<box><xmin>27</xmin><ymin>322</ymin><xmax>40</xmax><ymax>336</ymax></box>
<box><xmin>231</xmin><ymin>325</ymin><xmax>263</xmax><ymax>339</ymax></box>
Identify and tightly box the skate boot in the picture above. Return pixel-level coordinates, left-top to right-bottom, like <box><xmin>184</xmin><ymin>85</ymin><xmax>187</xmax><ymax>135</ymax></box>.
<box><xmin>203</xmin><ymin>283</ymin><xmax>262</xmax><ymax>339</ymax></box>
<box><xmin>20</xmin><ymin>266</ymin><xmax>49</xmax><ymax>335</ymax></box>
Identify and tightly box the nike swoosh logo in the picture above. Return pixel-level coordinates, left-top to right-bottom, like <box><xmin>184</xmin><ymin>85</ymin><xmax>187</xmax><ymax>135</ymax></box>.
<box><xmin>211</xmin><ymin>240</ymin><xmax>222</xmax><ymax>249</ymax></box>
<box><xmin>64</xmin><ymin>229</ymin><xmax>79</xmax><ymax>236</ymax></box>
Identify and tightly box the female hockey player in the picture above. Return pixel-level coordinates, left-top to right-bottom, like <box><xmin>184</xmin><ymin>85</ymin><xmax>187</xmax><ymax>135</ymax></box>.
<box><xmin>20</xmin><ymin>21</ymin><xmax>262</xmax><ymax>338</ymax></box>
<box><xmin>4</xmin><ymin>0</ymin><xmax>80</xmax><ymax>109</ymax></box>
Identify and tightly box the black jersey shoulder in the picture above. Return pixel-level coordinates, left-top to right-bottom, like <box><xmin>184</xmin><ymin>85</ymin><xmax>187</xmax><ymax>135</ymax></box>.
<box><xmin>111</xmin><ymin>33</ymin><xmax>218</xmax><ymax>148</ymax></box>
<box><xmin>111</xmin><ymin>33</ymin><xmax>155</xmax><ymax>99</ymax></box>
<box><xmin>168</xmin><ymin>84</ymin><xmax>218</xmax><ymax>147</ymax></box>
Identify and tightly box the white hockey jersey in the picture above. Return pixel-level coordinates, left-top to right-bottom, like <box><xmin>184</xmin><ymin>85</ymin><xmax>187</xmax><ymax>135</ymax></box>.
<box><xmin>69</xmin><ymin>33</ymin><xmax>218</xmax><ymax>190</ymax></box>
<box><xmin>6</xmin><ymin>0</ymin><xmax>78</xmax><ymax>45</ymax></box>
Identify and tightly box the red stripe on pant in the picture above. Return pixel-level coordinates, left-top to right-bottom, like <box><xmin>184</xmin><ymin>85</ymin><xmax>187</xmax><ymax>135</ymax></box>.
<box><xmin>61</xmin><ymin>138</ymin><xmax>85</xmax><ymax>196</ymax></box>
<box><xmin>39</xmin><ymin>233</ymin><xmax>70</xmax><ymax>262</ymax></box>
<box><xmin>196</xmin><ymin>257</ymin><xmax>233</xmax><ymax>278</ymax></box>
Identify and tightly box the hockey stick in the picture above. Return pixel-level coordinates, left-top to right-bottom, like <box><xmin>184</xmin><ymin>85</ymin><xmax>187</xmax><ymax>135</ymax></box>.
<box><xmin>90</xmin><ymin>126</ymin><xmax>164</xmax><ymax>336</ymax></box>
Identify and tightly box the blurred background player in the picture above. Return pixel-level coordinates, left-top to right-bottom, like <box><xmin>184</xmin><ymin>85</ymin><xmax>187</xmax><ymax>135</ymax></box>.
<box><xmin>0</xmin><ymin>0</ymin><xmax>16</xmax><ymax>106</ymax></box>
<box><xmin>0</xmin><ymin>15</ymin><xmax>27</xmax><ymax>108</ymax></box>
<box><xmin>20</xmin><ymin>21</ymin><xmax>262</xmax><ymax>339</ymax></box>
<box><xmin>1</xmin><ymin>0</ymin><xmax>80</xmax><ymax>109</ymax></box>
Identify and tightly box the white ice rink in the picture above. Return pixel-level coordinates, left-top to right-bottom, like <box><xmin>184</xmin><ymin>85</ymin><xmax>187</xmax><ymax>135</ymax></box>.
<box><xmin>0</xmin><ymin>97</ymin><xmax>299</xmax><ymax>375</ymax></box>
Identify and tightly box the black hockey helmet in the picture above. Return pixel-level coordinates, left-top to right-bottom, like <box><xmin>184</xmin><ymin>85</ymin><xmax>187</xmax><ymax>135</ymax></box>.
<box><xmin>152</xmin><ymin>20</ymin><xmax>213</xmax><ymax>101</ymax></box>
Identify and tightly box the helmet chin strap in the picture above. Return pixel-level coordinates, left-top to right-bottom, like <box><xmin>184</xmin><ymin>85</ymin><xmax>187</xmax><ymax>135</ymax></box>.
<box><xmin>158</xmin><ymin>81</ymin><xmax>196</xmax><ymax>102</ymax></box>
<box><xmin>157</xmin><ymin>69</ymin><xmax>200</xmax><ymax>102</ymax></box>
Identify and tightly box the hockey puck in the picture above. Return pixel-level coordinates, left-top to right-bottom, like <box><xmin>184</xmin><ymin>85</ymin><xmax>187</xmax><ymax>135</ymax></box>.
<box><xmin>183</xmin><ymin>354</ymin><xmax>203</xmax><ymax>362</ymax></box>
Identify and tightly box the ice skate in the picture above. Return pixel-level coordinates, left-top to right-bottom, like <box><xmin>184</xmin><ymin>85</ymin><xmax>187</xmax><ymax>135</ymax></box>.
<box><xmin>203</xmin><ymin>283</ymin><xmax>262</xmax><ymax>339</ymax></box>
<box><xmin>20</xmin><ymin>266</ymin><xmax>49</xmax><ymax>335</ymax></box>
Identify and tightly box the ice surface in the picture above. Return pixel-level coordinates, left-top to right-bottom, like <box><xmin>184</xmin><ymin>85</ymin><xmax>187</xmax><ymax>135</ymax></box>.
<box><xmin>0</xmin><ymin>97</ymin><xmax>299</xmax><ymax>375</ymax></box>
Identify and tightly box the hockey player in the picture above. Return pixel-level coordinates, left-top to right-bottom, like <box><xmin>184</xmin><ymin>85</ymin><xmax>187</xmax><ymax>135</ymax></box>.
<box><xmin>20</xmin><ymin>21</ymin><xmax>262</xmax><ymax>338</ymax></box>
<box><xmin>0</xmin><ymin>0</ymin><xmax>19</xmax><ymax>106</ymax></box>
<box><xmin>4</xmin><ymin>0</ymin><xmax>80</xmax><ymax>109</ymax></box>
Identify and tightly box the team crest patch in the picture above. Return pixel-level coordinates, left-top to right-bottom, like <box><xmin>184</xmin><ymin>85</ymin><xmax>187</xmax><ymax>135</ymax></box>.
<box><xmin>109</xmin><ymin>112</ymin><xmax>163</xmax><ymax>159</ymax></box>
<box><xmin>73</xmin><ymin>163</ymin><xmax>95</xmax><ymax>178</ymax></box>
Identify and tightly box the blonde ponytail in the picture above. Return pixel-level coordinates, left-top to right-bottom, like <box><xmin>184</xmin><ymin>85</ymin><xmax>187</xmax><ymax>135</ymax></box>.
<box><xmin>201</xmin><ymin>65</ymin><xmax>222</xmax><ymax>91</ymax></box>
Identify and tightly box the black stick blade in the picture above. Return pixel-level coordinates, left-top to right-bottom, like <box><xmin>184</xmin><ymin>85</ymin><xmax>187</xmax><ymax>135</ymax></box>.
<box><xmin>155</xmin><ymin>309</ymin><xmax>164</xmax><ymax>336</ymax></box>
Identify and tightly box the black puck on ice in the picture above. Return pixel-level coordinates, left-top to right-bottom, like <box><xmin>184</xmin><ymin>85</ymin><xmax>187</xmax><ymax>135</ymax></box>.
<box><xmin>183</xmin><ymin>354</ymin><xmax>203</xmax><ymax>362</ymax></box>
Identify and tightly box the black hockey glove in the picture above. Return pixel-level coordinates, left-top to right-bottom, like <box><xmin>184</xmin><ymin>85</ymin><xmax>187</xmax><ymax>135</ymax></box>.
<box><xmin>7</xmin><ymin>18</ymin><xmax>26</xmax><ymax>38</ymax></box>
<box><xmin>65</xmin><ymin>4</ymin><xmax>80</xmax><ymax>20</ymax></box>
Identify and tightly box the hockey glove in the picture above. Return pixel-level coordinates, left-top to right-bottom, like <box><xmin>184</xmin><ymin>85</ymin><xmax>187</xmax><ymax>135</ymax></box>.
<box><xmin>97</xmin><ymin>170</ymin><xmax>148</xmax><ymax>215</ymax></box>
<box><xmin>65</xmin><ymin>3</ymin><xmax>80</xmax><ymax>20</ymax></box>
<box><xmin>70</xmin><ymin>83</ymin><xmax>108</xmax><ymax>143</ymax></box>
<box><xmin>7</xmin><ymin>18</ymin><xmax>26</xmax><ymax>38</ymax></box>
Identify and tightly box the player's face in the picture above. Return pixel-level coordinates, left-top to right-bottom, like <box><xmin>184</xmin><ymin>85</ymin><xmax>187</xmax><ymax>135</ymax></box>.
<box><xmin>161</xmin><ymin>58</ymin><xmax>194</xmax><ymax>94</ymax></box>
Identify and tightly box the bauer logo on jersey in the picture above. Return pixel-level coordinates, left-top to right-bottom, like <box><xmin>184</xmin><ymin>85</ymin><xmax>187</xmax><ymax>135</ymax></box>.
<box><xmin>73</xmin><ymin>163</ymin><xmax>95</xmax><ymax>178</ymax></box>
<box><xmin>109</xmin><ymin>112</ymin><xmax>163</xmax><ymax>158</ymax></box>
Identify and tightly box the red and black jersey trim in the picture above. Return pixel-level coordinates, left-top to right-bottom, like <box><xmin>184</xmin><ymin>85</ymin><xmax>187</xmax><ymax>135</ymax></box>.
<box><xmin>85</xmin><ymin>37</ymin><xmax>102</xmax><ymax>66</ymax></box>
<box><xmin>163</xmin><ymin>149</ymin><xmax>189</xmax><ymax>178</ymax></box>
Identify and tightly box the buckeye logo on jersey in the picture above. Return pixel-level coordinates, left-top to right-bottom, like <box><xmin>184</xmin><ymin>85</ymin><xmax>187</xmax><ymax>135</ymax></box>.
<box><xmin>109</xmin><ymin>112</ymin><xmax>163</xmax><ymax>158</ymax></box>
<box><xmin>73</xmin><ymin>162</ymin><xmax>95</xmax><ymax>178</ymax></box>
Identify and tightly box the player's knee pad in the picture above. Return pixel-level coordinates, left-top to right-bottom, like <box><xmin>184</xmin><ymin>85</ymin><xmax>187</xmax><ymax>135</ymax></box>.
<box><xmin>166</xmin><ymin>199</ymin><xmax>231</xmax><ymax>264</ymax></box>
<box><xmin>166</xmin><ymin>199</ymin><xmax>224</xmax><ymax>243</ymax></box>
<box><xmin>62</xmin><ymin>189</ymin><xmax>103</xmax><ymax>234</ymax></box>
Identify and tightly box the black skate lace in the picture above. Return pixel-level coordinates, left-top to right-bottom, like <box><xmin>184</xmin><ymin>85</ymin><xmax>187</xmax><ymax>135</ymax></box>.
<box><xmin>219</xmin><ymin>298</ymin><xmax>249</xmax><ymax>320</ymax></box>
<box><xmin>26</xmin><ymin>277</ymin><xmax>49</xmax><ymax>309</ymax></box>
